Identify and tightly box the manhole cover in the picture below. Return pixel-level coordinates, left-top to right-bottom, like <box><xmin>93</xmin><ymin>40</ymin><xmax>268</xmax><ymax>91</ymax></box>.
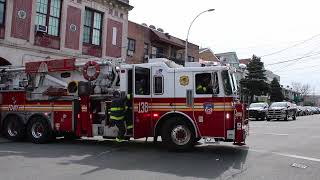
<box><xmin>291</xmin><ymin>163</ymin><xmax>308</xmax><ymax>169</ymax></box>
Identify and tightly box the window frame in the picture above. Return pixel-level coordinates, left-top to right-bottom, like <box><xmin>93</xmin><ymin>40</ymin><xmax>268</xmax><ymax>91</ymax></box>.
<box><xmin>222</xmin><ymin>70</ymin><xmax>233</xmax><ymax>96</ymax></box>
<box><xmin>35</xmin><ymin>0</ymin><xmax>62</xmax><ymax>37</ymax></box>
<box><xmin>127</xmin><ymin>38</ymin><xmax>136</xmax><ymax>52</ymax></box>
<box><xmin>0</xmin><ymin>0</ymin><xmax>6</xmax><ymax>27</ymax></box>
<box><xmin>135</xmin><ymin>67</ymin><xmax>150</xmax><ymax>96</ymax></box>
<box><xmin>144</xmin><ymin>43</ymin><xmax>149</xmax><ymax>56</ymax></box>
<box><xmin>195</xmin><ymin>72</ymin><xmax>218</xmax><ymax>95</ymax></box>
<box><xmin>83</xmin><ymin>8</ymin><xmax>103</xmax><ymax>46</ymax></box>
<box><xmin>153</xmin><ymin>75</ymin><xmax>164</xmax><ymax>95</ymax></box>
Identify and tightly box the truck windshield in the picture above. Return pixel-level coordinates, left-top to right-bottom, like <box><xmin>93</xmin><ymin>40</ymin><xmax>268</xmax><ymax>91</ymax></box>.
<box><xmin>222</xmin><ymin>70</ymin><xmax>233</xmax><ymax>95</ymax></box>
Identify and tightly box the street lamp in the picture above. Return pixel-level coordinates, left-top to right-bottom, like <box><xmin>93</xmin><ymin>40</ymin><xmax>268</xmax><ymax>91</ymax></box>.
<box><xmin>185</xmin><ymin>9</ymin><xmax>215</xmax><ymax>63</ymax></box>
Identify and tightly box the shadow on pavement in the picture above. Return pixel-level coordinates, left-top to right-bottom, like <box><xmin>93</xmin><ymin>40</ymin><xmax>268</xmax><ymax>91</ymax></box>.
<box><xmin>0</xmin><ymin>139</ymin><xmax>248</xmax><ymax>179</ymax></box>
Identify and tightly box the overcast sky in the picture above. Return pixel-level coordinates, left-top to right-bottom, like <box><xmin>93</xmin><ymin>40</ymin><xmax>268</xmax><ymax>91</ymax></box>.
<box><xmin>129</xmin><ymin>0</ymin><xmax>320</xmax><ymax>94</ymax></box>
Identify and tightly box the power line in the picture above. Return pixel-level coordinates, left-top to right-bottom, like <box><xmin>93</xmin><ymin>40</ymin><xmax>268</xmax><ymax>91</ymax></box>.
<box><xmin>265</xmin><ymin>51</ymin><xmax>320</xmax><ymax>66</ymax></box>
<box><xmin>260</xmin><ymin>33</ymin><xmax>320</xmax><ymax>57</ymax></box>
<box><xmin>273</xmin><ymin>46</ymin><xmax>320</xmax><ymax>72</ymax></box>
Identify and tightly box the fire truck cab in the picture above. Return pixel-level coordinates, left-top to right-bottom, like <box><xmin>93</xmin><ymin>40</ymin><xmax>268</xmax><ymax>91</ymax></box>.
<box><xmin>0</xmin><ymin>58</ymin><xmax>248</xmax><ymax>151</ymax></box>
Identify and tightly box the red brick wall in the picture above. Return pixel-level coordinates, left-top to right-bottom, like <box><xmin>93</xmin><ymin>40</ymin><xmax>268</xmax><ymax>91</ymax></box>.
<box><xmin>34</xmin><ymin>34</ymin><xmax>60</xmax><ymax>49</ymax></box>
<box><xmin>82</xmin><ymin>43</ymin><xmax>102</xmax><ymax>57</ymax></box>
<box><xmin>65</xmin><ymin>6</ymin><xmax>81</xmax><ymax>50</ymax></box>
<box><xmin>11</xmin><ymin>0</ymin><xmax>33</xmax><ymax>40</ymax></box>
<box><xmin>106</xmin><ymin>18</ymin><xmax>122</xmax><ymax>58</ymax></box>
<box><xmin>127</xmin><ymin>21</ymin><xmax>151</xmax><ymax>64</ymax></box>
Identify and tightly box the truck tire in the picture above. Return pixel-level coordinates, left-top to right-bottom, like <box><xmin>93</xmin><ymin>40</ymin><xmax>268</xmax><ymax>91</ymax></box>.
<box><xmin>161</xmin><ymin>118</ymin><xmax>195</xmax><ymax>151</ymax></box>
<box><xmin>27</xmin><ymin>117</ymin><xmax>52</xmax><ymax>144</ymax></box>
<box><xmin>3</xmin><ymin>115</ymin><xmax>25</xmax><ymax>141</ymax></box>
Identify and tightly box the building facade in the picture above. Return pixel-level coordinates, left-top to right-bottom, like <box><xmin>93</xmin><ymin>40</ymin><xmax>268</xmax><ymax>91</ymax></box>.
<box><xmin>127</xmin><ymin>21</ymin><xmax>199</xmax><ymax>64</ymax></box>
<box><xmin>265</xmin><ymin>70</ymin><xmax>280</xmax><ymax>84</ymax></box>
<box><xmin>199</xmin><ymin>48</ymin><xmax>219</xmax><ymax>62</ymax></box>
<box><xmin>0</xmin><ymin>0</ymin><xmax>133</xmax><ymax>66</ymax></box>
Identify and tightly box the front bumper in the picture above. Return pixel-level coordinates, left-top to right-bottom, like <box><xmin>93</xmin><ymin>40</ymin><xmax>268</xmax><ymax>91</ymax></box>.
<box><xmin>248</xmin><ymin>110</ymin><xmax>266</xmax><ymax>118</ymax></box>
<box><xmin>267</xmin><ymin>114</ymin><xmax>286</xmax><ymax>119</ymax></box>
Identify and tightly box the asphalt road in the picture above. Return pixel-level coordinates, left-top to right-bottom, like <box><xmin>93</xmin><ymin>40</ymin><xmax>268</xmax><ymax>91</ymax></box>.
<box><xmin>0</xmin><ymin>115</ymin><xmax>320</xmax><ymax>180</ymax></box>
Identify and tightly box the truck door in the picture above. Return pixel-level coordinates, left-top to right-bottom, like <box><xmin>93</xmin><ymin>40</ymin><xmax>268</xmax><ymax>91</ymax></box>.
<box><xmin>133</xmin><ymin>65</ymin><xmax>152</xmax><ymax>138</ymax></box>
<box><xmin>193</xmin><ymin>72</ymin><xmax>224</xmax><ymax>137</ymax></box>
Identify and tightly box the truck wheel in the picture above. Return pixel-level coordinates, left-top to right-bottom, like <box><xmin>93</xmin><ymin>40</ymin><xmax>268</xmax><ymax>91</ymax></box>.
<box><xmin>27</xmin><ymin>117</ymin><xmax>52</xmax><ymax>144</ymax></box>
<box><xmin>3</xmin><ymin>116</ymin><xmax>25</xmax><ymax>141</ymax></box>
<box><xmin>161</xmin><ymin>118</ymin><xmax>195</xmax><ymax>151</ymax></box>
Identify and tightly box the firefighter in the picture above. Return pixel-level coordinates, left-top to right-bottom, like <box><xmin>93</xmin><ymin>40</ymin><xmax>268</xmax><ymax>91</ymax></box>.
<box><xmin>136</xmin><ymin>79</ymin><xmax>145</xmax><ymax>94</ymax></box>
<box><xmin>197</xmin><ymin>75</ymin><xmax>211</xmax><ymax>94</ymax></box>
<box><xmin>196</xmin><ymin>84</ymin><xmax>207</xmax><ymax>94</ymax></box>
<box><xmin>110</xmin><ymin>91</ymin><xmax>126</xmax><ymax>142</ymax></box>
<box><xmin>125</xmin><ymin>93</ymin><xmax>133</xmax><ymax>135</ymax></box>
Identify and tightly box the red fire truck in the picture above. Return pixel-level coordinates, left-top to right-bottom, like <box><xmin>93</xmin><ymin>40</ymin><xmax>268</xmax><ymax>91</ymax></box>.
<box><xmin>0</xmin><ymin>58</ymin><xmax>248</xmax><ymax>150</ymax></box>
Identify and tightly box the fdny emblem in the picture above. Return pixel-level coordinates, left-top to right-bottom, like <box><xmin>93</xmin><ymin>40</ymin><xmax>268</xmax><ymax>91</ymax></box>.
<box><xmin>179</xmin><ymin>76</ymin><xmax>189</xmax><ymax>86</ymax></box>
<box><xmin>203</xmin><ymin>103</ymin><xmax>214</xmax><ymax>115</ymax></box>
<box><xmin>8</xmin><ymin>97</ymin><xmax>19</xmax><ymax>111</ymax></box>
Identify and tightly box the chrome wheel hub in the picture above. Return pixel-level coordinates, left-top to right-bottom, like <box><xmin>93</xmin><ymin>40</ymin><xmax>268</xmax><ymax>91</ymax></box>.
<box><xmin>7</xmin><ymin>122</ymin><xmax>18</xmax><ymax>137</ymax></box>
<box><xmin>31</xmin><ymin>122</ymin><xmax>44</xmax><ymax>139</ymax></box>
<box><xmin>171</xmin><ymin>125</ymin><xmax>191</xmax><ymax>146</ymax></box>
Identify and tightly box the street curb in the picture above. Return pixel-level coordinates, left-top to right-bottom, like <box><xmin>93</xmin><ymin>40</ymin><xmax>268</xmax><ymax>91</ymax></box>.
<box><xmin>0</xmin><ymin>137</ymin><xmax>9</xmax><ymax>143</ymax></box>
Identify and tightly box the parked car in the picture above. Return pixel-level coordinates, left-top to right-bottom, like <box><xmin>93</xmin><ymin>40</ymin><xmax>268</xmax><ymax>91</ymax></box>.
<box><xmin>248</xmin><ymin>102</ymin><xmax>269</xmax><ymax>120</ymax></box>
<box><xmin>305</xmin><ymin>106</ymin><xmax>314</xmax><ymax>115</ymax></box>
<box><xmin>267</xmin><ymin>102</ymin><xmax>297</xmax><ymax>121</ymax></box>
<box><xmin>297</xmin><ymin>106</ymin><xmax>307</xmax><ymax>116</ymax></box>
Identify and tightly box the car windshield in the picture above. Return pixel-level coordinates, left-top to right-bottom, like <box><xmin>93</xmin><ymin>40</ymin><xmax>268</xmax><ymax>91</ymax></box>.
<box><xmin>270</xmin><ymin>102</ymin><xmax>287</xmax><ymax>108</ymax></box>
<box><xmin>250</xmin><ymin>103</ymin><xmax>265</xmax><ymax>108</ymax></box>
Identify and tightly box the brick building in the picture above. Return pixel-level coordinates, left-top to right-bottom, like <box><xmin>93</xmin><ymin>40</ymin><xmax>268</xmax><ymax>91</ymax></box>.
<box><xmin>127</xmin><ymin>21</ymin><xmax>199</xmax><ymax>64</ymax></box>
<box><xmin>0</xmin><ymin>0</ymin><xmax>133</xmax><ymax>66</ymax></box>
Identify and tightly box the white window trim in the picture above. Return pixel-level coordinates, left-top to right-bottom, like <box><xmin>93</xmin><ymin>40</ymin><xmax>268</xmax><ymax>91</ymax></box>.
<box><xmin>112</xmin><ymin>27</ymin><xmax>117</xmax><ymax>46</ymax></box>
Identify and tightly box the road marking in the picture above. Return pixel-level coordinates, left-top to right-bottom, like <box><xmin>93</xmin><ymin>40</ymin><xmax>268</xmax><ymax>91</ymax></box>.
<box><xmin>274</xmin><ymin>152</ymin><xmax>320</xmax><ymax>162</ymax></box>
<box><xmin>251</xmin><ymin>133</ymin><xmax>289</xmax><ymax>136</ymax></box>
<box><xmin>246</xmin><ymin>148</ymin><xmax>320</xmax><ymax>162</ymax></box>
<box><xmin>0</xmin><ymin>150</ymin><xmax>21</xmax><ymax>154</ymax></box>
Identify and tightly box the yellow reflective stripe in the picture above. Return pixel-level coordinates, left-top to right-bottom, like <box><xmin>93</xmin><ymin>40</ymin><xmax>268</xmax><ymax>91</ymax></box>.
<box><xmin>110</xmin><ymin>116</ymin><xmax>124</xmax><ymax>120</ymax></box>
<box><xmin>111</xmin><ymin>107</ymin><xmax>124</xmax><ymax>111</ymax></box>
<box><xmin>127</xmin><ymin>125</ymin><xmax>133</xmax><ymax>129</ymax></box>
<box><xmin>115</xmin><ymin>137</ymin><xmax>124</xmax><ymax>142</ymax></box>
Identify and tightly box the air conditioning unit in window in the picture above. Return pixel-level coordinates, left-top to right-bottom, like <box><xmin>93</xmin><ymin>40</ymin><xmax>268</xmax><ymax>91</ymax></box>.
<box><xmin>35</xmin><ymin>25</ymin><xmax>48</xmax><ymax>33</ymax></box>
<box><xmin>127</xmin><ymin>50</ymin><xmax>134</xmax><ymax>56</ymax></box>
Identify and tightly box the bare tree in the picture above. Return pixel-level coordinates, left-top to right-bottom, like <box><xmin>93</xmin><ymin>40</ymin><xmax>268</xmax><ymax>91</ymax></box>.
<box><xmin>291</xmin><ymin>82</ymin><xmax>311</xmax><ymax>96</ymax></box>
